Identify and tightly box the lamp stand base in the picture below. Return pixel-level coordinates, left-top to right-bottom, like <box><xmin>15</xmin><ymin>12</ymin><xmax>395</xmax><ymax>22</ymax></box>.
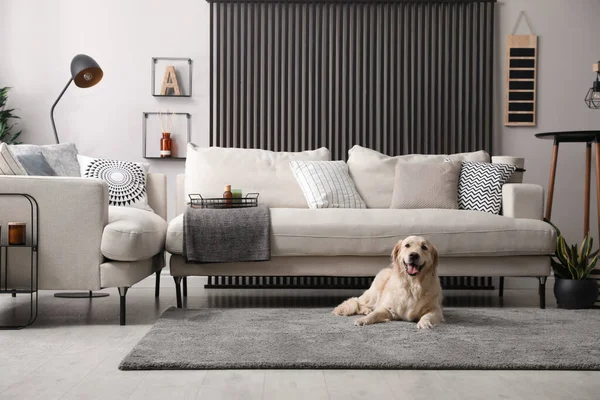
<box><xmin>54</xmin><ymin>291</ymin><xmax>109</xmax><ymax>299</ymax></box>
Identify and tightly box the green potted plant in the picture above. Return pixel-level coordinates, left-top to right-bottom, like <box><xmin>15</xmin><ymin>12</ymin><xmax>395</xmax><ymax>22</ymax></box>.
<box><xmin>0</xmin><ymin>87</ymin><xmax>22</xmax><ymax>144</ymax></box>
<box><xmin>546</xmin><ymin>220</ymin><xmax>599</xmax><ymax>309</ymax></box>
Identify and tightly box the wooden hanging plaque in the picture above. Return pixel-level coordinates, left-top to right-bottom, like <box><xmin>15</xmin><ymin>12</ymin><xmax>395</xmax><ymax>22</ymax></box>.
<box><xmin>504</xmin><ymin>34</ymin><xmax>538</xmax><ymax>126</ymax></box>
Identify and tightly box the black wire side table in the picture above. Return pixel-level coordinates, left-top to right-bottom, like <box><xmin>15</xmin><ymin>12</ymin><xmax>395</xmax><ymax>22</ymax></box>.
<box><xmin>0</xmin><ymin>193</ymin><xmax>39</xmax><ymax>329</ymax></box>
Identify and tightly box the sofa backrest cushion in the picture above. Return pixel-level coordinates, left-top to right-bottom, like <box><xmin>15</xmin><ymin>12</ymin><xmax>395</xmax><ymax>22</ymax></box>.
<box><xmin>347</xmin><ymin>145</ymin><xmax>490</xmax><ymax>208</ymax></box>
<box><xmin>185</xmin><ymin>144</ymin><xmax>331</xmax><ymax>208</ymax></box>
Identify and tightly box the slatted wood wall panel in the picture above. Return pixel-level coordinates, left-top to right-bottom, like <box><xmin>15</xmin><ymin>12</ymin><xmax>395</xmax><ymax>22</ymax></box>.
<box><xmin>209</xmin><ymin>0</ymin><xmax>496</xmax><ymax>160</ymax></box>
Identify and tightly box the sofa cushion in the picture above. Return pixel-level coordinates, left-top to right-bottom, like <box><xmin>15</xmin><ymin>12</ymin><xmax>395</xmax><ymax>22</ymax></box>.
<box><xmin>347</xmin><ymin>145</ymin><xmax>490</xmax><ymax>208</ymax></box>
<box><xmin>9</xmin><ymin>142</ymin><xmax>80</xmax><ymax>176</ymax></box>
<box><xmin>290</xmin><ymin>160</ymin><xmax>366</xmax><ymax>209</ymax></box>
<box><xmin>166</xmin><ymin>214</ymin><xmax>185</xmax><ymax>255</ymax></box>
<box><xmin>447</xmin><ymin>160</ymin><xmax>516</xmax><ymax>214</ymax></box>
<box><xmin>15</xmin><ymin>152</ymin><xmax>57</xmax><ymax>176</ymax></box>
<box><xmin>102</xmin><ymin>206</ymin><xmax>167</xmax><ymax>262</ymax></box>
<box><xmin>185</xmin><ymin>144</ymin><xmax>331</xmax><ymax>209</ymax></box>
<box><xmin>78</xmin><ymin>154</ymin><xmax>154</xmax><ymax>212</ymax></box>
<box><xmin>166</xmin><ymin>208</ymin><xmax>555</xmax><ymax>257</ymax></box>
<box><xmin>0</xmin><ymin>143</ymin><xmax>27</xmax><ymax>175</ymax></box>
<box><xmin>390</xmin><ymin>162</ymin><xmax>461</xmax><ymax>209</ymax></box>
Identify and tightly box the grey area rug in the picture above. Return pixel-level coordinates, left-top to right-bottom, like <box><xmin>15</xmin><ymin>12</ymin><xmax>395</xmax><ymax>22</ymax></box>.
<box><xmin>120</xmin><ymin>307</ymin><xmax>600</xmax><ymax>370</ymax></box>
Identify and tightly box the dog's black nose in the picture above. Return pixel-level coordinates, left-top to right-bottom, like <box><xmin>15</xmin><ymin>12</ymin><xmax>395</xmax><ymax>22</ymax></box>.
<box><xmin>409</xmin><ymin>252</ymin><xmax>419</xmax><ymax>261</ymax></box>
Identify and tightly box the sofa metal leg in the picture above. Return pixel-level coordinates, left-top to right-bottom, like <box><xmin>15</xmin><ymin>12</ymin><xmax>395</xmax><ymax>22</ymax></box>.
<box><xmin>183</xmin><ymin>277</ymin><xmax>188</xmax><ymax>297</ymax></box>
<box><xmin>499</xmin><ymin>277</ymin><xmax>504</xmax><ymax>297</ymax></box>
<box><xmin>155</xmin><ymin>271</ymin><xmax>161</xmax><ymax>298</ymax></box>
<box><xmin>538</xmin><ymin>277</ymin><xmax>547</xmax><ymax>309</ymax></box>
<box><xmin>118</xmin><ymin>287</ymin><xmax>129</xmax><ymax>326</ymax></box>
<box><xmin>174</xmin><ymin>277</ymin><xmax>183</xmax><ymax>308</ymax></box>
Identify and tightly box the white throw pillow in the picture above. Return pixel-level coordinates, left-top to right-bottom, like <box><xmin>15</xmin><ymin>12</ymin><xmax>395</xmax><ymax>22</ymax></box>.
<box><xmin>184</xmin><ymin>144</ymin><xmax>331</xmax><ymax>209</ymax></box>
<box><xmin>347</xmin><ymin>145</ymin><xmax>490</xmax><ymax>208</ymax></box>
<box><xmin>77</xmin><ymin>155</ymin><xmax>153</xmax><ymax>212</ymax></box>
<box><xmin>290</xmin><ymin>160</ymin><xmax>366</xmax><ymax>209</ymax></box>
<box><xmin>445</xmin><ymin>159</ymin><xmax>516</xmax><ymax>214</ymax></box>
<box><xmin>0</xmin><ymin>142</ymin><xmax>27</xmax><ymax>175</ymax></box>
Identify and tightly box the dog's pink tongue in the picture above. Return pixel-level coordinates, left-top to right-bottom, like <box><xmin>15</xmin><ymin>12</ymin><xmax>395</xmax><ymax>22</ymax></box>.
<box><xmin>408</xmin><ymin>265</ymin><xmax>419</xmax><ymax>275</ymax></box>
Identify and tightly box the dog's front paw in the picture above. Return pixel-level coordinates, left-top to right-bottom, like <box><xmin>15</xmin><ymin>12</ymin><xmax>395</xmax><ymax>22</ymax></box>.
<box><xmin>354</xmin><ymin>317</ymin><xmax>369</xmax><ymax>326</ymax></box>
<box><xmin>332</xmin><ymin>305</ymin><xmax>348</xmax><ymax>316</ymax></box>
<box><xmin>417</xmin><ymin>318</ymin><xmax>434</xmax><ymax>330</ymax></box>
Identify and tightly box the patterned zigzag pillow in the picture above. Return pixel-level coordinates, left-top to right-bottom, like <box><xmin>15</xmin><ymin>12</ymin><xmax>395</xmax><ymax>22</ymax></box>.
<box><xmin>77</xmin><ymin>155</ymin><xmax>154</xmax><ymax>212</ymax></box>
<box><xmin>445</xmin><ymin>159</ymin><xmax>516</xmax><ymax>214</ymax></box>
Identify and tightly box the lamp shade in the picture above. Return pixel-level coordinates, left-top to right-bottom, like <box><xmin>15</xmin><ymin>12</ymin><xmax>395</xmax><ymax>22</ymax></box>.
<box><xmin>585</xmin><ymin>81</ymin><xmax>600</xmax><ymax>109</ymax></box>
<box><xmin>70</xmin><ymin>54</ymin><xmax>103</xmax><ymax>88</ymax></box>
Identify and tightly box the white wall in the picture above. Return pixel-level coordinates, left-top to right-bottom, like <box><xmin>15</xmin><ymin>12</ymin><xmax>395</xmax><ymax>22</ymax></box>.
<box><xmin>0</xmin><ymin>0</ymin><xmax>211</xmax><ymax>219</ymax></box>
<box><xmin>496</xmin><ymin>0</ymin><xmax>600</xmax><ymax>245</ymax></box>
<box><xmin>1</xmin><ymin>0</ymin><xmax>600</xmax><ymax>244</ymax></box>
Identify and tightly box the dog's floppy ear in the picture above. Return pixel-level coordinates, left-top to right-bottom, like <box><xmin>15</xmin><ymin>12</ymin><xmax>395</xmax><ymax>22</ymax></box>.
<box><xmin>429</xmin><ymin>242</ymin><xmax>439</xmax><ymax>273</ymax></box>
<box><xmin>392</xmin><ymin>238</ymin><xmax>404</xmax><ymax>267</ymax></box>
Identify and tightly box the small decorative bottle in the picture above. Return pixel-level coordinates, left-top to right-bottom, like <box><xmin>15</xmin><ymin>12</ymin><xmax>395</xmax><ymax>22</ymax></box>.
<box><xmin>160</xmin><ymin>132</ymin><xmax>172</xmax><ymax>158</ymax></box>
<box><xmin>223</xmin><ymin>185</ymin><xmax>233</xmax><ymax>207</ymax></box>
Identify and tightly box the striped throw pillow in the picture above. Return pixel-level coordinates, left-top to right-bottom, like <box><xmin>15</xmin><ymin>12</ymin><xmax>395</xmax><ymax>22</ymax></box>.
<box><xmin>290</xmin><ymin>160</ymin><xmax>366</xmax><ymax>209</ymax></box>
<box><xmin>0</xmin><ymin>142</ymin><xmax>27</xmax><ymax>175</ymax></box>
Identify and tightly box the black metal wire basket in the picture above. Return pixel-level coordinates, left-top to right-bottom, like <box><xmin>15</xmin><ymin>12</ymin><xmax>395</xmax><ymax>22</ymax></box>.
<box><xmin>188</xmin><ymin>193</ymin><xmax>259</xmax><ymax>209</ymax></box>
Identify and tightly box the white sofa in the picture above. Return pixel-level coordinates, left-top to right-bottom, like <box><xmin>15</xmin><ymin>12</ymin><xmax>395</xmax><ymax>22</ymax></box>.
<box><xmin>166</xmin><ymin>145</ymin><xmax>556</xmax><ymax>308</ymax></box>
<box><xmin>0</xmin><ymin>173</ymin><xmax>167</xmax><ymax>325</ymax></box>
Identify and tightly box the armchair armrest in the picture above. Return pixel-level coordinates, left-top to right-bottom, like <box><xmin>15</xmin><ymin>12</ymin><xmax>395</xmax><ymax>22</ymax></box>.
<box><xmin>501</xmin><ymin>183</ymin><xmax>544</xmax><ymax>220</ymax></box>
<box><xmin>147</xmin><ymin>173</ymin><xmax>167</xmax><ymax>220</ymax></box>
<box><xmin>0</xmin><ymin>175</ymin><xmax>109</xmax><ymax>290</ymax></box>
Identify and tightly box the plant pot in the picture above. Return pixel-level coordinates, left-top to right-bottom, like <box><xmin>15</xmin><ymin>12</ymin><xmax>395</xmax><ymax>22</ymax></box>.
<box><xmin>554</xmin><ymin>278</ymin><xmax>598</xmax><ymax>309</ymax></box>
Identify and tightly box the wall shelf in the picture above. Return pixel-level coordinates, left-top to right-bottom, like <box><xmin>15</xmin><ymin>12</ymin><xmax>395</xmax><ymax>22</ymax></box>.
<box><xmin>142</xmin><ymin>112</ymin><xmax>191</xmax><ymax>159</ymax></box>
<box><xmin>151</xmin><ymin>57</ymin><xmax>193</xmax><ymax>97</ymax></box>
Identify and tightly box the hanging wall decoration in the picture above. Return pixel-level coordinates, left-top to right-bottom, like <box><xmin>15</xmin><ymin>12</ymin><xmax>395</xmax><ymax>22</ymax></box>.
<box><xmin>151</xmin><ymin>57</ymin><xmax>193</xmax><ymax>97</ymax></box>
<box><xmin>505</xmin><ymin>11</ymin><xmax>537</xmax><ymax>127</ymax></box>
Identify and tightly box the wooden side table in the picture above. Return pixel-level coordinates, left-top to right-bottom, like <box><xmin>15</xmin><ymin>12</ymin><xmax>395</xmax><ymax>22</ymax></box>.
<box><xmin>535</xmin><ymin>131</ymin><xmax>600</xmax><ymax>238</ymax></box>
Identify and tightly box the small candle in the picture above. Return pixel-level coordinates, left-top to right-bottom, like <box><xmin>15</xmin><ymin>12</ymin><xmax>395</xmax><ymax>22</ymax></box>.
<box><xmin>8</xmin><ymin>222</ymin><xmax>26</xmax><ymax>245</ymax></box>
<box><xmin>232</xmin><ymin>189</ymin><xmax>242</xmax><ymax>204</ymax></box>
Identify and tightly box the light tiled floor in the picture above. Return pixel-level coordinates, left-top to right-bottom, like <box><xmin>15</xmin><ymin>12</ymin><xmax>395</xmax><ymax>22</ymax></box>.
<box><xmin>0</xmin><ymin>275</ymin><xmax>598</xmax><ymax>400</ymax></box>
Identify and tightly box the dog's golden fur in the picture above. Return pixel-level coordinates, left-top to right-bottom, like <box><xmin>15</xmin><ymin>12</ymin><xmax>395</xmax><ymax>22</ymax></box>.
<box><xmin>333</xmin><ymin>236</ymin><xmax>444</xmax><ymax>329</ymax></box>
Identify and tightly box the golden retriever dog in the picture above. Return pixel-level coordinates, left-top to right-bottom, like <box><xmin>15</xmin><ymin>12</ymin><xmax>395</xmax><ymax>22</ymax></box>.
<box><xmin>333</xmin><ymin>236</ymin><xmax>443</xmax><ymax>329</ymax></box>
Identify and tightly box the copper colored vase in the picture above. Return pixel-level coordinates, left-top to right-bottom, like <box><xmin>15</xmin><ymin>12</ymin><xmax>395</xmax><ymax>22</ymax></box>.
<box><xmin>160</xmin><ymin>132</ymin><xmax>172</xmax><ymax>158</ymax></box>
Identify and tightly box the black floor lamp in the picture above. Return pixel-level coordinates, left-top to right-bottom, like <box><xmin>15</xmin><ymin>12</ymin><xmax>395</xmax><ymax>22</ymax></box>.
<box><xmin>51</xmin><ymin>54</ymin><xmax>108</xmax><ymax>299</ymax></box>
<box><xmin>50</xmin><ymin>54</ymin><xmax>103</xmax><ymax>144</ymax></box>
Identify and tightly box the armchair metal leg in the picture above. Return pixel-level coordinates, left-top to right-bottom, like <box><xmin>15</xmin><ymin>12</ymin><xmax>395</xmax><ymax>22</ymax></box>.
<box><xmin>499</xmin><ymin>277</ymin><xmax>504</xmax><ymax>297</ymax></box>
<box><xmin>174</xmin><ymin>277</ymin><xmax>183</xmax><ymax>308</ymax></box>
<box><xmin>118</xmin><ymin>287</ymin><xmax>129</xmax><ymax>326</ymax></box>
<box><xmin>155</xmin><ymin>271</ymin><xmax>161</xmax><ymax>298</ymax></box>
<box><xmin>183</xmin><ymin>277</ymin><xmax>188</xmax><ymax>297</ymax></box>
<box><xmin>538</xmin><ymin>277</ymin><xmax>547</xmax><ymax>309</ymax></box>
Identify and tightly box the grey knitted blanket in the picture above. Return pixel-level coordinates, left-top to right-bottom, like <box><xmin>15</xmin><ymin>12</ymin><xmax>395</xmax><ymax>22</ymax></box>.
<box><xmin>183</xmin><ymin>205</ymin><xmax>271</xmax><ymax>263</ymax></box>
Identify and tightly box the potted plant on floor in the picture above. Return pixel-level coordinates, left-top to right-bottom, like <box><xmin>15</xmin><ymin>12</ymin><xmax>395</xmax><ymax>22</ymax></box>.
<box><xmin>546</xmin><ymin>220</ymin><xmax>599</xmax><ymax>309</ymax></box>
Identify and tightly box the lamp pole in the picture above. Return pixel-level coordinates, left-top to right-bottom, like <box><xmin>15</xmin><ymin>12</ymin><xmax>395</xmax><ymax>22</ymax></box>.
<box><xmin>50</xmin><ymin>77</ymin><xmax>73</xmax><ymax>144</ymax></box>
